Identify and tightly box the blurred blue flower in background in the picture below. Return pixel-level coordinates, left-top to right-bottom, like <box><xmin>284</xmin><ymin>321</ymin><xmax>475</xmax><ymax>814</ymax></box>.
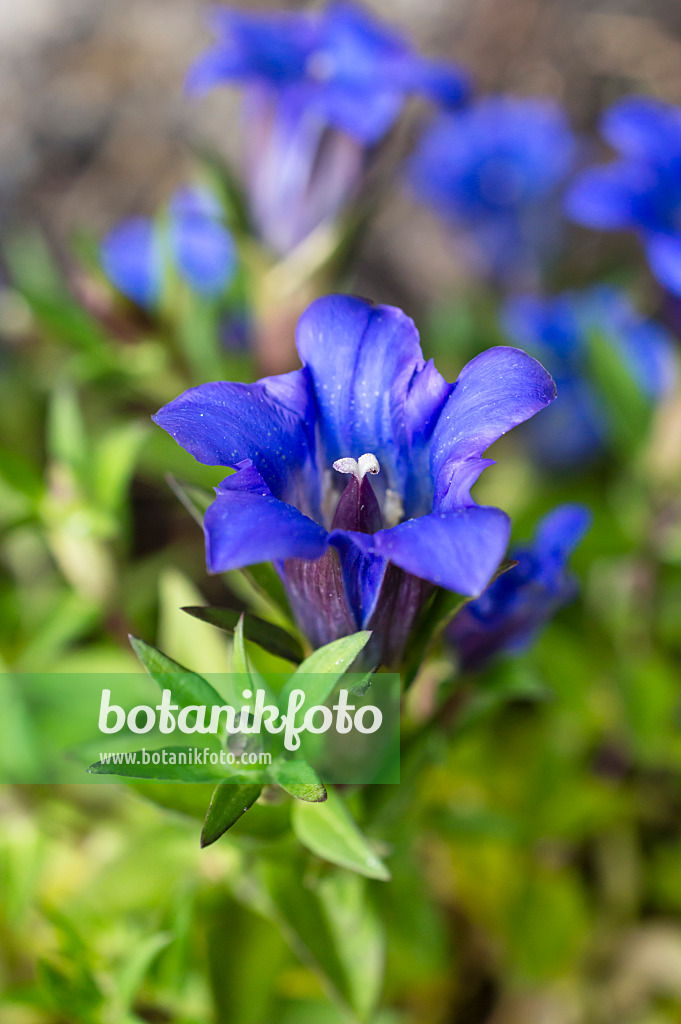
<box><xmin>101</xmin><ymin>186</ymin><xmax>236</xmax><ymax>308</ymax></box>
<box><xmin>566</xmin><ymin>97</ymin><xmax>681</xmax><ymax>296</ymax></box>
<box><xmin>188</xmin><ymin>3</ymin><xmax>469</xmax><ymax>255</ymax></box>
<box><xmin>154</xmin><ymin>294</ymin><xmax>555</xmax><ymax>665</ymax></box>
<box><xmin>502</xmin><ymin>285</ymin><xmax>677</xmax><ymax>465</ymax></box>
<box><xmin>448</xmin><ymin>504</ymin><xmax>591</xmax><ymax>671</ymax></box>
<box><xmin>407</xmin><ymin>96</ymin><xmax>577</xmax><ymax>287</ymax></box>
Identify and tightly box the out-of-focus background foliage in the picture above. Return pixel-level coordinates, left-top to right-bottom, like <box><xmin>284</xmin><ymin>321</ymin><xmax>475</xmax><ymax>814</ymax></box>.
<box><xmin>2</xmin><ymin>2</ymin><xmax>681</xmax><ymax>1024</ymax></box>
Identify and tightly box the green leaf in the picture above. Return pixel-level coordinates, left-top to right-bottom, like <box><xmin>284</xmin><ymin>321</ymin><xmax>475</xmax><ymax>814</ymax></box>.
<box><xmin>278</xmin><ymin>631</ymin><xmax>372</xmax><ymax>712</ymax></box>
<box><xmin>239</xmin><ymin>562</ymin><xmax>294</xmax><ymax>623</ymax></box>
<box><xmin>231</xmin><ymin>614</ymin><xmax>251</xmax><ymax>677</ymax></box>
<box><xmin>292</xmin><ymin>789</ymin><xmax>390</xmax><ymax>881</ymax></box>
<box><xmin>92</xmin><ymin>421</ymin><xmax>147</xmax><ymax>512</ymax></box>
<box><xmin>165</xmin><ymin>473</ymin><xmax>214</xmax><ymax>526</ymax></box>
<box><xmin>47</xmin><ymin>383</ymin><xmax>89</xmax><ymax>477</ymax></box>
<box><xmin>129</xmin><ymin>635</ymin><xmax>226</xmax><ymax>711</ymax></box>
<box><xmin>87</xmin><ymin>748</ymin><xmax>224</xmax><ymax>782</ymax></box>
<box><xmin>269</xmin><ymin>758</ymin><xmax>327</xmax><ymax>803</ymax></box>
<box><xmin>318</xmin><ymin>872</ymin><xmax>385</xmax><ymax>1022</ymax></box>
<box><xmin>201</xmin><ymin>782</ymin><xmax>262</xmax><ymax>846</ymax></box>
<box><xmin>182</xmin><ymin>605</ymin><xmax>304</xmax><ymax>664</ymax></box>
<box><xmin>115</xmin><ymin>932</ymin><xmax>172</xmax><ymax>1013</ymax></box>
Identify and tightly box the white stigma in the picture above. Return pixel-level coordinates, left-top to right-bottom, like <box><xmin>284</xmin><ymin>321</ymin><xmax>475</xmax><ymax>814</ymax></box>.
<box><xmin>332</xmin><ymin>453</ymin><xmax>380</xmax><ymax>482</ymax></box>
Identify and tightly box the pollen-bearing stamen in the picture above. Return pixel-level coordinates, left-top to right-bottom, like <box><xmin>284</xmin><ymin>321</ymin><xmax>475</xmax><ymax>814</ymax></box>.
<box><xmin>332</xmin><ymin>453</ymin><xmax>380</xmax><ymax>481</ymax></box>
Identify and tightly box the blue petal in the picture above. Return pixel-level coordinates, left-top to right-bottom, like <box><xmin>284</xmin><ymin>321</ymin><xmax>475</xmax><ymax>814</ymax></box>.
<box><xmin>430</xmin><ymin>346</ymin><xmax>556</xmax><ymax>509</ymax></box>
<box><xmin>645</xmin><ymin>233</ymin><xmax>681</xmax><ymax>297</ymax></box>
<box><xmin>602</xmin><ymin>97</ymin><xmax>681</xmax><ymax>157</ymax></box>
<box><xmin>329</xmin><ymin>530</ymin><xmax>388</xmax><ymax>628</ymax></box>
<box><xmin>565</xmin><ymin>164</ymin><xmax>641</xmax><ymax>229</ymax></box>
<box><xmin>205</xmin><ymin>479</ymin><xmax>328</xmax><ymax>574</ymax></box>
<box><xmin>153</xmin><ymin>370</ymin><xmax>318</xmax><ymax>506</ymax></box>
<box><xmin>533</xmin><ymin>503</ymin><xmax>591</xmax><ymax>566</ymax></box>
<box><xmin>186</xmin><ymin>47</ymin><xmax>247</xmax><ymax>94</ymax></box>
<box><xmin>101</xmin><ymin>217</ymin><xmax>160</xmax><ymax>308</ymax></box>
<box><xmin>401</xmin><ymin>58</ymin><xmax>470</xmax><ymax>109</ymax></box>
<box><xmin>317</xmin><ymin>3</ymin><xmax>468</xmax><ymax>141</ymax></box>
<box><xmin>170</xmin><ymin>204</ymin><xmax>236</xmax><ymax>296</ymax></box>
<box><xmin>502</xmin><ymin>294</ymin><xmax>581</xmax><ymax>363</ymax></box>
<box><xmin>296</xmin><ymin>294</ymin><xmax>451</xmax><ymax>516</ymax></box>
<box><xmin>369</xmin><ymin>506</ymin><xmax>512</xmax><ymax>597</ymax></box>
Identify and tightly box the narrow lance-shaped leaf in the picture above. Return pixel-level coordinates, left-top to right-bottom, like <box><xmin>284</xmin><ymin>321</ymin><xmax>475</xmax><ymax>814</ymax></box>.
<box><xmin>201</xmin><ymin>782</ymin><xmax>262</xmax><ymax>847</ymax></box>
<box><xmin>292</xmin><ymin>788</ymin><xmax>390</xmax><ymax>881</ymax></box>
<box><xmin>230</xmin><ymin>615</ymin><xmax>277</xmax><ymax>707</ymax></box>
<box><xmin>129</xmin><ymin>635</ymin><xmax>226</xmax><ymax>711</ymax></box>
<box><xmin>269</xmin><ymin>758</ymin><xmax>327</xmax><ymax>803</ymax></box>
<box><xmin>182</xmin><ymin>605</ymin><xmax>304</xmax><ymax>664</ymax></box>
<box><xmin>88</xmin><ymin>748</ymin><xmax>224</xmax><ymax>783</ymax></box>
<box><xmin>278</xmin><ymin>630</ymin><xmax>372</xmax><ymax>713</ymax></box>
<box><xmin>165</xmin><ymin>474</ymin><xmax>214</xmax><ymax>527</ymax></box>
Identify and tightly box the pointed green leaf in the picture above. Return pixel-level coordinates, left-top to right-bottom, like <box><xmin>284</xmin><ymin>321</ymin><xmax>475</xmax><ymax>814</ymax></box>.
<box><xmin>292</xmin><ymin>788</ymin><xmax>390</xmax><ymax>881</ymax></box>
<box><xmin>87</xmin><ymin>748</ymin><xmax>224</xmax><ymax>782</ymax></box>
<box><xmin>93</xmin><ymin>421</ymin><xmax>147</xmax><ymax>513</ymax></box>
<box><xmin>115</xmin><ymin>932</ymin><xmax>172</xmax><ymax>1013</ymax></box>
<box><xmin>269</xmin><ymin>759</ymin><xmax>327</xmax><ymax>803</ymax></box>
<box><xmin>165</xmin><ymin>474</ymin><xmax>214</xmax><ymax>526</ymax></box>
<box><xmin>278</xmin><ymin>630</ymin><xmax>371</xmax><ymax>712</ymax></box>
<box><xmin>182</xmin><ymin>605</ymin><xmax>304</xmax><ymax>664</ymax></box>
<box><xmin>240</xmin><ymin>562</ymin><xmax>292</xmax><ymax>619</ymax></box>
<box><xmin>201</xmin><ymin>782</ymin><xmax>262</xmax><ymax>846</ymax></box>
<box><xmin>129</xmin><ymin>635</ymin><xmax>226</xmax><ymax>710</ymax></box>
<box><xmin>48</xmin><ymin>383</ymin><xmax>88</xmax><ymax>476</ymax></box>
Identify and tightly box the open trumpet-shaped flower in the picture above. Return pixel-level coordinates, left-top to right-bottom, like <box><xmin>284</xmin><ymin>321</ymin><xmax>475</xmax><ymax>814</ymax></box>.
<box><xmin>154</xmin><ymin>295</ymin><xmax>556</xmax><ymax>666</ymax></box>
<box><xmin>188</xmin><ymin>3</ymin><xmax>468</xmax><ymax>255</ymax></box>
<box><xmin>566</xmin><ymin>97</ymin><xmax>681</xmax><ymax>296</ymax></box>
<box><xmin>448</xmin><ymin>504</ymin><xmax>591</xmax><ymax>671</ymax></box>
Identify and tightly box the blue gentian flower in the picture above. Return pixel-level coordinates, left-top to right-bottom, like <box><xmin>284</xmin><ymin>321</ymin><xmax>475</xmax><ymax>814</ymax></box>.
<box><xmin>188</xmin><ymin>3</ymin><xmax>468</xmax><ymax>255</ymax></box>
<box><xmin>154</xmin><ymin>294</ymin><xmax>556</xmax><ymax>666</ymax></box>
<box><xmin>101</xmin><ymin>186</ymin><xmax>236</xmax><ymax>308</ymax></box>
<box><xmin>407</xmin><ymin>97</ymin><xmax>577</xmax><ymax>285</ymax></box>
<box><xmin>448</xmin><ymin>504</ymin><xmax>591</xmax><ymax>671</ymax></box>
<box><xmin>566</xmin><ymin>97</ymin><xmax>681</xmax><ymax>296</ymax></box>
<box><xmin>502</xmin><ymin>286</ymin><xmax>676</xmax><ymax>466</ymax></box>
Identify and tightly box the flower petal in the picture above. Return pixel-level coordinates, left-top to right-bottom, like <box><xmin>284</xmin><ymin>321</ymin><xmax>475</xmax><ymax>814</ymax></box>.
<box><xmin>602</xmin><ymin>97</ymin><xmax>681</xmax><ymax>156</ymax></box>
<box><xmin>296</xmin><ymin>294</ymin><xmax>451</xmax><ymax>515</ymax></box>
<box><xmin>430</xmin><ymin>346</ymin><xmax>556</xmax><ymax>509</ymax></box>
<box><xmin>565</xmin><ymin>164</ymin><xmax>641</xmax><ymax>229</ymax></box>
<box><xmin>170</xmin><ymin>204</ymin><xmax>236</xmax><ymax>296</ymax></box>
<box><xmin>205</xmin><ymin>483</ymin><xmax>328</xmax><ymax>574</ymax></box>
<box><xmin>153</xmin><ymin>371</ymin><xmax>317</xmax><ymax>504</ymax></box>
<box><xmin>645</xmin><ymin>233</ymin><xmax>681</xmax><ymax>297</ymax></box>
<box><xmin>533</xmin><ymin>504</ymin><xmax>591</xmax><ymax>567</ymax></box>
<box><xmin>370</xmin><ymin>506</ymin><xmax>512</xmax><ymax>597</ymax></box>
<box><xmin>101</xmin><ymin>217</ymin><xmax>160</xmax><ymax>308</ymax></box>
